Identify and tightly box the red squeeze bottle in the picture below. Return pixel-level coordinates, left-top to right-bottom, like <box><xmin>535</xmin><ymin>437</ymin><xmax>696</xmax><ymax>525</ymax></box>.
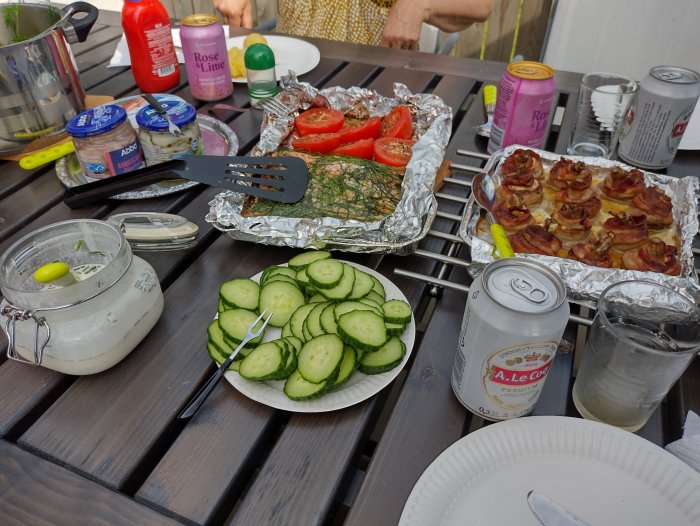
<box><xmin>122</xmin><ymin>0</ymin><xmax>180</xmax><ymax>92</ymax></box>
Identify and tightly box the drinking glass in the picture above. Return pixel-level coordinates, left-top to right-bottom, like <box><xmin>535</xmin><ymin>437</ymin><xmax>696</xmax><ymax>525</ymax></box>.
<box><xmin>572</xmin><ymin>281</ymin><xmax>700</xmax><ymax>432</ymax></box>
<box><xmin>567</xmin><ymin>72</ymin><xmax>638</xmax><ymax>158</ymax></box>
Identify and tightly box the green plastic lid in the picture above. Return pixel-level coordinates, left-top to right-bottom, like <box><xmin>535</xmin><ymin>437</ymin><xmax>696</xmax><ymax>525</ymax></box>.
<box><xmin>244</xmin><ymin>43</ymin><xmax>276</xmax><ymax>71</ymax></box>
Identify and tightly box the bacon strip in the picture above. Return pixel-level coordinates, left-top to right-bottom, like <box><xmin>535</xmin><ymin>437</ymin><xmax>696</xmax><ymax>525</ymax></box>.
<box><xmin>568</xmin><ymin>233</ymin><xmax>614</xmax><ymax>268</ymax></box>
<box><xmin>603</xmin><ymin>211</ymin><xmax>649</xmax><ymax>249</ymax></box>
<box><xmin>550</xmin><ymin>203</ymin><xmax>592</xmax><ymax>242</ymax></box>
<box><xmin>630</xmin><ymin>186</ymin><xmax>673</xmax><ymax>229</ymax></box>
<box><xmin>600</xmin><ymin>166</ymin><xmax>645</xmax><ymax>201</ymax></box>
<box><xmin>548</xmin><ymin>158</ymin><xmax>593</xmax><ymax>190</ymax></box>
<box><xmin>493</xmin><ymin>194</ymin><xmax>534</xmax><ymax>230</ymax></box>
<box><xmin>508</xmin><ymin>225</ymin><xmax>562</xmax><ymax>256</ymax></box>
<box><xmin>501</xmin><ymin>148</ymin><xmax>544</xmax><ymax>180</ymax></box>
<box><xmin>622</xmin><ymin>237</ymin><xmax>680</xmax><ymax>276</ymax></box>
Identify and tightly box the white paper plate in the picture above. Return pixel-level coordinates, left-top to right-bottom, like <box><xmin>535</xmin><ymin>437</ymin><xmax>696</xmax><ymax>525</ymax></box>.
<box><xmin>224</xmin><ymin>261</ymin><xmax>415</xmax><ymax>412</ymax></box>
<box><xmin>400</xmin><ymin>416</ymin><xmax>700</xmax><ymax>526</ymax></box>
<box><xmin>226</xmin><ymin>35</ymin><xmax>321</xmax><ymax>83</ymax></box>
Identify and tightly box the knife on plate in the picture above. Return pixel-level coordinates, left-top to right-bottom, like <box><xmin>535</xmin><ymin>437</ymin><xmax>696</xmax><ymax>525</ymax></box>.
<box><xmin>527</xmin><ymin>490</ymin><xmax>589</xmax><ymax>526</ymax></box>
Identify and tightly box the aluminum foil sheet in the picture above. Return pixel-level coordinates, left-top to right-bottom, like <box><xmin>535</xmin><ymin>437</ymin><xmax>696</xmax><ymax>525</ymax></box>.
<box><xmin>206</xmin><ymin>73</ymin><xmax>452</xmax><ymax>253</ymax></box>
<box><xmin>458</xmin><ymin>145</ymin><xmax>700</xmax><ymax>306</ymax></box>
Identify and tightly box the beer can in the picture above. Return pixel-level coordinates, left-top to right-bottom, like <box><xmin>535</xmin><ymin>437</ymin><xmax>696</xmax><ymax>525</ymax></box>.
<box><xmin>451</xmin><ymin>259</ymin><xmax>569</xmax><ymax>421</ymax></box>
<box><xmin>487</xmin><ymin>61</ymin><xmax>557</xmax><ymax>154</ymax></box>
<box><xmin>618</xmin><ymin>66</ymin><xmax>700</xmax><ymax>169</ymax></box>
<box><xmin>180</xmin><ymin>14</ymin><xmax>233</xmax><ymax>101</ymax></box>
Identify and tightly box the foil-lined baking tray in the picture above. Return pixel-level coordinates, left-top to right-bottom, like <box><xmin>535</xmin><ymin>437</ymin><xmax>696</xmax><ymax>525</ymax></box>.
<box><xmin>458</xmin><ymin>145</ymin><xmax>700</xmax><ymax>306</ymax></box>
<box><xmin>206</xmin><ymin>74</ymin><xmax>452</xmax><ymax>253</ymax></box>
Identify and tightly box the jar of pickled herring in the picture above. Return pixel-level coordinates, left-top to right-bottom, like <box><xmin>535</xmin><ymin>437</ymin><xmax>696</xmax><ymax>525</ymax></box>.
<box><xmin>66</xmin><ymin>105</ymin><xmax>145</xmax><ymax>179</ymax></box>
<box><xmin>135</xmin><ymin>99</ymin><xmax>203</xmax><ymax>165</ymax></box>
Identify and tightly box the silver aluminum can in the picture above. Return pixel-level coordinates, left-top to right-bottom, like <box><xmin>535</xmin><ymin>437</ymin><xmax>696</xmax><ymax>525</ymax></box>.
<box><xmin>618</xmin><ymin>66</ymin><xmax>700</xmax><ymax>169</ymax></box>
<box><xmin>451</xmin><ymin>259</ymin><xmax>569</xmax><ymax>421</ymax></box>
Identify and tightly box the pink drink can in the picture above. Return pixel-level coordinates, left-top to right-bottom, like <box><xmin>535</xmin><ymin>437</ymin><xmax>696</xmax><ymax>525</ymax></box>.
<box><xmin>181</xmin><ymin>14</ymin><xmax>233</xmax><ymax>101</ymax></box>
<box><xmin>487</xmin><ymin>61</ymin><xmax>557</xmax><ymax>153</ymax></box>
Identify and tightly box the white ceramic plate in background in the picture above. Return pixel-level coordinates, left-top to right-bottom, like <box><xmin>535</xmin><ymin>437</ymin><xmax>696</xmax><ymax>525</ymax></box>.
<box><xmin>226</xmin><ymin>35</ymin><xmax>321</xmax><ymax>83</ymax></box>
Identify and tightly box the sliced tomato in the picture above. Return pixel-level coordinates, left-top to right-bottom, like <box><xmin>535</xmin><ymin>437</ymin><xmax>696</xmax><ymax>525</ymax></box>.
<box><xmin>380</xmin><ymin>105</ymin><xmax>413</xmax><ymax>139</ymax></box>
<box><xmin>294</xmin><ymin>107</ymin><xmax>345</xmax><ymax>136</ymax></box>
<box><xmin>291</xmin><ymin>132</ymin><xmax>341</xmax><ymax>153</ymax></box>
<box><xmin>331</xmin><ymin>138</ymin><xmax>375</xmax><ymax>159</ymax></box>
<box><xmin>373</xmin><ymin>137</ymin><xmax>415</xmax><ymax>167</ymax></box>
<box><xmin>338</xmin><ymin>117</ymin><xmax>382</xmax><ymax>144</ymax></box>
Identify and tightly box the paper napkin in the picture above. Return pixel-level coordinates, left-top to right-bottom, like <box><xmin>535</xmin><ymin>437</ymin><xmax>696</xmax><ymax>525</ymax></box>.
<box><xmin>665</xmin><ymin>410</ymin><xmax>700</xmax><ymax>472</ymax></box>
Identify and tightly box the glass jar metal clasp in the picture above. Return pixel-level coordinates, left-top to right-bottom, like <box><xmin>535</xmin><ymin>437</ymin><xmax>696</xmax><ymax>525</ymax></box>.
<box><xmin>1</xmin><ymin>304</ymin><xmax>50</xmax><ymax>365</ymax></box>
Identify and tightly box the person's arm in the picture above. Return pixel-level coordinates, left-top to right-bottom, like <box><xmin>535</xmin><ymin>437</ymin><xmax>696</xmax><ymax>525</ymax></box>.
<box><xmin>213</xmin><ymin>0</ymin><xmax>254</xmax><ymax>28</ymax></box>
<box><xmin>380</xmin><ymin>0</ymin><xmax>493</xmax><ymax>50</ymax></box>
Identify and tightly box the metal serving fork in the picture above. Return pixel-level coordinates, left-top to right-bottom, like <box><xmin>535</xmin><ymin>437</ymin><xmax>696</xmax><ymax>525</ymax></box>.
<box><xmin>257</xmin><ymin>97</ymin><xmax>294</xmax><ymax>118</ymax></box>
<box><xmin>178</xmin><ymin>308</ymin><xmax>273</xmax><ymax>421</ymax></box>
<box><xmin>143</xmin><ymin>94</ymin><xmax>183</xmax><ymax>136</ymax></box>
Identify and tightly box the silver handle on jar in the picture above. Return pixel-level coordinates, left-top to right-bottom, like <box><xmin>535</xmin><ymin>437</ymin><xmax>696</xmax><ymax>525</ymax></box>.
<box><xmin>1</xmin><ymin>304</ymin><xmax>50</xmax><ymax>365</ymax></box>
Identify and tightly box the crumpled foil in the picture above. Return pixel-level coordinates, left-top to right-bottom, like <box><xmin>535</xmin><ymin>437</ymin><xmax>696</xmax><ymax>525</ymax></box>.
<box><xmin>458</xmin><ymin>145</ymin><xmax>700</xmax><ymax>306</ymax></box>
<box><xmin>206</xmin><ymin>72</ymin><xmax>451</xmax><ymax>253</ymax></box>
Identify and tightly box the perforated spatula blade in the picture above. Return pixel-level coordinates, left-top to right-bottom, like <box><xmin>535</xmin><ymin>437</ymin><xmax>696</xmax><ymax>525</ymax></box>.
<box><xmin>63</xmin><ymin>155</ymin><xmax>308</xmax><ymax>209</ymax></box>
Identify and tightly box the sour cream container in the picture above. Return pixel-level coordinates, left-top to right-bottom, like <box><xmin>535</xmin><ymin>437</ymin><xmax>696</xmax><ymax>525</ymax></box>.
<box><xmin>66</xmin><ymin>104</ymin><xmax>145</xmax><ymax>179</ymax></box>
<box><xmin>136</xmin><ymin>99</ymin><xmax>203</xmax><ymax>165</ymax></box>
<box><xmin>0</xmin><ymin>219</ymin><xmax>164</xmax><ymax>375</ymax></box>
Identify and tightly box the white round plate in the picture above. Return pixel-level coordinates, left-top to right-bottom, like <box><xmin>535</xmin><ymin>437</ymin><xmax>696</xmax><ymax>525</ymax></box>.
<box><xmin>224</xmin><ymin>261</ymin><xmax>415</xmax><ymax>412</ymax></box>
<box><xmin>400</xmin><ymin>416</ymin><xmax>700</xmax><ymax>526</ymax></box>
<box><xmin>227</xmin><ymin>35</ymin><xmax>321</xmax><ymax>83</ymax></box>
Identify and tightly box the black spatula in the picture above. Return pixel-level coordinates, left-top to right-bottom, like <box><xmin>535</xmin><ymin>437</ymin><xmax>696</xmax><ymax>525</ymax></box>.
<box><xmin>63</xmin><ymin>155</ymin><xmax>308</xmax><ymax>208</ymax></box>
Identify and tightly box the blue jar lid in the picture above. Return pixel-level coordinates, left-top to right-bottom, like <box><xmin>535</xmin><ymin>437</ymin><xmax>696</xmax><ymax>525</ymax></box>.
<box><xmin>136</xmin><ymin>99</ymin><xmax>197</xmax><ymax>132</ymax></box>
<box><xmin>66</xmin><ymin>105</ymin><xmax>127</xmax><ymax>138</ymax></box>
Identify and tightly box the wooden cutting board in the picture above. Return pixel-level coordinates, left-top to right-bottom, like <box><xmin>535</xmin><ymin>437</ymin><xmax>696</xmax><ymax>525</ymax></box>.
<box><xmin>0</xmin><ymin>95</ymin><xmax>115</xmax><ymax>163</ymax></box>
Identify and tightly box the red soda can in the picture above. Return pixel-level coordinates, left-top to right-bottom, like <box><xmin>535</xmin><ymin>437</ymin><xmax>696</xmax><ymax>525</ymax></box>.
<box><xmin>618</xmin><ymin>66</ymin><xmax>700</xmax><ymax>169</ymax></box>
<box><xmin>487</xmin><ymin>61</ymin><xmax>557</xmax><ymax>154</ymax></box>
<box><xmin>180</xmin><ymin>14</ymin><xmax>233</xmax><ymax>101</ymax></box>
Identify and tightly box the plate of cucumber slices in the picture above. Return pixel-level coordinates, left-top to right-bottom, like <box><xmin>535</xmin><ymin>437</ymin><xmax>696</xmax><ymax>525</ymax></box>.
<box><xmin>207</xmin><ymin>252</ymin><xmax>415</xmax><ymax>412</ymax></box>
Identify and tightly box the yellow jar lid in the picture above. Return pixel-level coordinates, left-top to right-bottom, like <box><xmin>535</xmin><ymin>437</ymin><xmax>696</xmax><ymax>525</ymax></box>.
<box><xmin>182</xmin><ymin>14</ymin><xmax>218</xmax><ymax>26</ymax></box>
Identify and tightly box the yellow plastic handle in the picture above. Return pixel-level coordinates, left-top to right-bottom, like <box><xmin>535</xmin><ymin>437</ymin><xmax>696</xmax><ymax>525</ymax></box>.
<box><xmin>19</xmin><ymin>140</ymin><xmax>76</xmax><ymax>170</ymax></box>
<box><xmin>490</xmin><ymin>223</ymin><xmax>515</xmax><ymax>258</ymax></box>
<box><xmin>483</xmin><ymin>84</ymin><xmax>497</xmax><ymax>110</ymax></box>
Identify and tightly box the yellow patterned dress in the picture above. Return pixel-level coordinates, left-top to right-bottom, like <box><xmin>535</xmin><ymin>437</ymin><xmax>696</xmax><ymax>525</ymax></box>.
<box><xmin>276</xmin><ymin>0</ymin><xmax>395</xmax><ymax>46</ymax></box>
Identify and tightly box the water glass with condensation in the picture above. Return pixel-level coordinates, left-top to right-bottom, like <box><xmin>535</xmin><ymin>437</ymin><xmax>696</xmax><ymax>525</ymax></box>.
<box><xmin>567</xmin><ymin>73</ymin><xmax>638</xmax><ymax>158</ymax></box>
<box><xmin>572</xmin><ymin>281</ymin><xmax>700</xmax><ymax>432</ymax></box>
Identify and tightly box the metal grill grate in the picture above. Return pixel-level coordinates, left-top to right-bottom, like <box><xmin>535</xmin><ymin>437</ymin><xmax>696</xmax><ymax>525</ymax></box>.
<box><xmin>394</xmin><ymin>149</ymin><xmax>700</xmax><ymax>328</ymax></box>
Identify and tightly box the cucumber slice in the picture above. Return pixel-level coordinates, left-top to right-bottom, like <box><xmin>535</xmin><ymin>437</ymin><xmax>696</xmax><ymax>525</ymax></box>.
<box><xmin>382</xmin><ymin>299</ymin><xmax>412</xmax><ymax>325</ymax></box>
<box><xmin>207</xmin><ymin>342</ymin><xmax>240</xmax><ymax>371</ymax></box>
<box><xmin>308</xmin><ymin>293</ymin><xmax>326</xmax><ymax>303</ymax></box>
<box><xmin>320</xmin><ymin>303</ymin><xmax>338</xmax><ymax>334</ymax></box>
<box><xmin>295</xmin><ymin>268</ymin><xmax>311</xmax><ymax>287</ymax></box>
<box><xmin>288</xmin><ymin>250</ymin><xmax>332</xmax><ymax>270</ymax></box>
<box><xmin>262</xmin><ymin>266</ymin><xmax>297</xmax><ymax>284</ymax></box>
<box><xmin>218</xmin><ymin>298</ymin><xmax>227</xmax><ymax>314</ymax></box>
<box><xmin>386</xmin><ymin>322</ymin><xmax>406</xmax><ymax>336</ymax></box>
<box><xmin>304</xmin><ymin>301</ymin><xmax>331</xmax><ymax>339</ymax></box>
<box><xmin>347</xmin><ymin>268</ymin><xmax>374</xmax><ymax>300</ymax></box>
<box><xmin>218</xmin><ymin>309</ymin><xmax>266</xmax><ymax>346</ymax></box>
<box><xmin>262</xmin><ymin>274</ymin><xmax>301</xmax><ymax>288</ymax></box>
<box><xmin>318</xmin><ymin>264</ymin><xmax>355</xmax><ymax>301</ymax></box>
<box><xmin>290</xmin><ymin>303</ymin><xmax>316</xmax><ymax>342</ymax></box>
<box><xmin>219</xmin><ymin>278</ymin><xmax>260</xmax><ymax>311</ymax></box>
<box><xmin>333</xmin><ymin>301</ymin><xmax>381</xmax><ymax>322</ymax></box>
<box><xmin>297</xmin><ymin>334</ymin><xmax>344</xmax><ymax>383</ymax></box>
<box><xmin>358</xmin><ymin>336</ymin><xmax>405</xmax><ymax>374</ymax></box>
<box><xmin>337</xmin><ymin>310</ymin><xmax>388</xmax><ymax>353</ymax></box>
<box><xmin>370</xmin><ymin>276</ymin><xmax>386</xmax><ymax>300</ymax></box>
<box><xmin>283</xmin><ymin>336</ymin><xmax>303</xmax><ymax>355</ymax></box>
<box><xmin>358</xmin><ymin>298</ymin><xmax>383</xmax><ymax>313</ymax></box>
<box><xmin>365</xmin><ymin>290</ymin><xmax>385</xmax><ymax>306</ymax></box>
<box><xmin>284</xmin><ymin>369</ymin><xmax>326</xmax><ymax>400</ymax></box>
<box><xmin>281</xmin><ymin>322</ymin><xmax>294</xmax><ymax>338</ymax></box>
<box><xmin>207</xmin><ymin>320</ymin><xmax>235</xmax><ymax>358</ymax></box>
<box><xmin>259</xmin><ymin>281</ymin><xmax>306</xmax><ymax>327</ymax></box>
<box><xmin>328</xmin><ymin>346</ymin><xmax>357</xmax><ymax>390</ymax></box>
<box><xmin>307</xmin><ymin>258</ymin><xmax>344</xmax><ymax>289</ymax></box>
<box><xmin>239</xmin><ymin>341</ymin><xmax>285</xmax><ymax>380</ymax></box>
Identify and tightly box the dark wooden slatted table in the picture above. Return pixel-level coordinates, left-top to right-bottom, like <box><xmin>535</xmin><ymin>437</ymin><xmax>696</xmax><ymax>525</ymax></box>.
<box><xmin>1</xmin><ymin>11</ymin><xmax>699</xmax><ymax>526</ymax></box>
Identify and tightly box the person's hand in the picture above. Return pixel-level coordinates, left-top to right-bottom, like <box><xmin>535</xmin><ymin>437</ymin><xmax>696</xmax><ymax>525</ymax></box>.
<box><xmin>379</xmin><ymin>0</ymin><xmax>427</xmax><ymax>50</ymax></box>
<box><xmin>213</xmin><ymin>0</ymin><xmax>254</xmax><ymax>28</ymax></box>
